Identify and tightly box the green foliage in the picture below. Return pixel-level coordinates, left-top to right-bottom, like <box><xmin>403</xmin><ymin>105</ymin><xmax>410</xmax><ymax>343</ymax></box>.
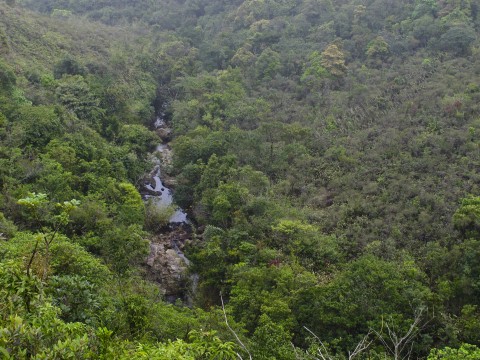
<box><xmin>412</xmin><ymin>15</ymin><xmax>443</xmax><ymax>46</ymax></box>
<box><xmin>0</xmin><ymin>28</ymin><xmax>10</xmax><ymax>54</ymax></box>
<box><xmin>118</xmin><ymin>124</ymin><xmax>158</xmax><ymax>156</ymax></box>
<box><xmin>100</xmin><ymin>224</ymin><xmax>148</xmax><ymax>275</ymax></box>
<box><xmin>366</xmin><ymin>36</ymin><xmax>390</xmax><ymax>64</ymax></box>
<box><xmin>0</xmin><ymin>212</ymin><xmax>17</xmax><ymax>239</ymax></box>
<box><xmin>250</xmin><ymin>314</ymin><xmax>296</xmax><ymax>360</ymax></box>
<box><xmin>203</xmin><ymin>182</ymin><xmax>250</xmax><ymax>227</ymax></box>
<box><xmin>321</xmin><ymin>44</ymin><xmax>347</xmax><ymax>77</ymax></box>
<box><xmin>437</xmin><ymin>25</ymin><xmax>477</xmax><ymax>55</ymax></box>
<box><xmin>49</xmin><ymin>237</ymin><xmax>110</xmax><ymax>282</ymax></box>
<box><xmin>46</xmin><ymin>274</ymin><xmax>100</xmax><ymax>323</ymax></box>
<box><xmin>0</xmin><ymin>60</ymin><xmax>15</xmax><ymax>93</ymax></box>
<box><xmin>453</xmin><ymin>196</ymin><xmax>480</xmax><ymax>239</ymax></box>
<box><xmin>413</xmin><ymin>0</ymin><xmax>438</xmax><ymax>18</ymax></box>
<box><xmin>4</xmin><ymin>0</ymin><xmax>480</xmax><ymax>356</ymax></box>
<box><xmin>297</xmin><ymin>255</ymin><xmax>431</xmax><ymax>348</ymax></box>
<box><xmin>107</xmin><ymin>182</ymin><xmax>145</xmax><ymax>226</ymax></box>
<box><xmin>187</xmin><ymin>330</ymin><xmax>237</xmax><ymax>359</ymax></box>
<box><xmin>457</xmin><ymin>305</ymin><xmax>480</xmax><ymax>345</ymax></box>
<box><xmin>229</xmin><ymin>263</ymin><xmax>316</xmax><ymax>333</ymax></box>
<box><xmin>11</xmin><ymin>105</ymin><xmax>61</xmax><ymax>148</ymax></box>
<box><xmin>255</xmin><ymin>48</ymin><xmax>281</xmax><ymax>80</ymax></box>
<box><xmin>53</xmin><ymin>55</ymin><xmax>85</xmax><ymax>79</ymax></box>
<box><xmin>301</xmin><ymin>51</ymin><xmax>328</xmax><ymax>84</ymax></box>
<box><xmin>0</xmin><ymin>260</ymin><xmax>41</xmax><ymax>314</ymax></box>
<box><xmin>428</xmin><ymin>344</ymin><xmax>480</xmax><ymax>359</ymax></box>
<box><xmin>55</xmin><ymin>75</ymin><xmax>104</xmax><ymax>130</ymax></box>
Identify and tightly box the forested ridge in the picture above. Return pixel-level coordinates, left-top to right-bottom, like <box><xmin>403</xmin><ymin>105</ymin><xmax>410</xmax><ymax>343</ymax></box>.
<box><xmin>1</xmin><ymin>0</ymin><xmax>480</xmax><ymax>358</ymax></box>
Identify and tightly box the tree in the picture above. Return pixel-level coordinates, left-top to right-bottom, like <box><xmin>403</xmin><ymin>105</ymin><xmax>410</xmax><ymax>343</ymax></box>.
<box><xmin>17</xmin><ymin>193</ymin><xmax>80</xmax><ymax>280</ymax></box>
<box><xmin>301</xmin><ymin>51</ymin><xmax>328</xmax><ymax>84</ymax></box>
<box><xmin>228</xmin><ymin>264</ymin><xmax>316</xmax><ymax>334</ymax></box>
<box><xmin>428</xmin><ymin>344</ymin><xmax>480</xmax><ymax>359</ymax></box>
<box><xmin>118</xmin><ymin>124</ymin><xmax>158</xmax><ymax>156</ymax></box>
<box><xmin>55</xmin><ymin>75</ymin><xmax>104</xmax><ymax>131</ymax></box>
<box><xmin>107</xmin><ymin>182</ymin><xmax>145</xmax><ymax>226</ymax></box>
<box><xmin>303</xmin><ymin>326</ymin><xmax>374</xmax><ymax>360</ymax></box>
<box><xmin>412</xmin><ymin>0</ymin><xmax>438</xmax><ymax>18</ymax></box>
<box><xmin>302</xmin><ymin>44</ymin><xmax>346</xmax><ymax>89</ymax></box>
<box><xmin>100</xmin><ymin>224</ymin><xmax>148</xmax><ymax>275</ymax></box>
<box><xmin>366</xmin><ymin>36</ymin><xmax>390</xmax><ymax>65</ymax></box>
<box><xmin>231</xmin><ymin>45</ymin><xmax>256</xmax><ymax>70</ymax></box>
<box><xmin>53</xmin><ymin>56</ymin><xmax>85</xmax><ymax>79</ymax></box>
<box><xmin>412</xmin><ymin>15</ymin><xmax>442</xmax><ymax>46</ymax></box>
<box><xmin>255</xmin><ymin>48</ymin><xmax>281</xmax><ymax>80</ymax></box>
<box><xmin>453</xmin><ymin>196</ymin><xmax>480</xmax><ymax>239</ymax></box>
<box><xmin>296</xmin><ymin>255</ymin><xmax>431</xmax><ymax>351</ymax></box>
<box><xmin>373</xmin><ymin>308</ymin><xmax>428</xmax><ymax>360</ymax></box>
<box><xmin>0</xmin><ymin>60</ymin><xmax>15</xmax><ymax>93</ymax></box>
<box><xmin>321</xmin><ymin>43</ymin><xmax>347</xmax><ymax>78</ymax></box>
<box><xmin>437</xmin><ymin>25</ymin><xmax>476</xmax><ymax>55</ymax></box>
<box><xmin>202</xmin><ymin>182</ymin><xmax>249</xmax><ymax>227</ymax></box>
<box><xmin>12</xmin><ymin>105</ymin><xmax>62</xmax><ymax>148</ymax></box>
<box><xmin>250</xmin><ymin>314</ymin><xmax>296</xmax><ymax>360</ymax></box>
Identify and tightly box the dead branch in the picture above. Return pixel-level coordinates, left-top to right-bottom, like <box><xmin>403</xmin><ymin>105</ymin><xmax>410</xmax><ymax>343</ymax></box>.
<box><xmin>348</xmin><ymin>330</ymin><xmax>375</xmax><ymax>360</ymax></box>
<box><xmin>303</xmin><ymin>326</ymin><xmax>333</xmax><ymax>360</ymax></box>
<box><xmin>304</xmin><ymin>326</ymin><xmax>375</xmax><ymax>360</ymax></box>
<box><xmin>220</xmin><ymin>293</ymin><xmax>252</xmax><ymax>360</ymax></box>
<box><xmin>372</xmin><ymin>308</ymin><xmax>427</xmax><ymax>360</ymax></box>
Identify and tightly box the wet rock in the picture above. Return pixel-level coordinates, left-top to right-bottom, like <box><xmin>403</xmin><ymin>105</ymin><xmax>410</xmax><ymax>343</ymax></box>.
<box><xmin>156</xmin><ymin>127</ymin><xmax>172</xmax><ymax>141</ymax></box>
<box><xmin>162</xmin><ymin>176</ymin><xmax>177</xmax><ymax>188</ymax></box>
<box><xmin>140</xmin><ymin>187</ymin><xmax>160</xmax><ymax>197</ymax></box>
<box><xmin>143</xmin><ymin>118</ymin><xmax>195</xmax><ymax>303</ymax></box>
<box><xmin>144</xmin><ymin>226</ymin><xmax>192</xmax><ymax>301</ymax></box>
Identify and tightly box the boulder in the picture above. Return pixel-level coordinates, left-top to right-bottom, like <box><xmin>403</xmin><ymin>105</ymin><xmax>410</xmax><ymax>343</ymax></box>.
<box><xmin>144</xmin><ymin>226</ymin><xmax>192</xmax><ymax>301</ymax></box>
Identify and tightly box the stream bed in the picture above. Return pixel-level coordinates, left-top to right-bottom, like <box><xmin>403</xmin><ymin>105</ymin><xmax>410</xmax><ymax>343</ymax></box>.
<box><xmin>143</xmin><ymin>116</ymin><xmax>197</xmax><ymax>303</ymax></box>
<box><xmin>144</xmin><ymin>145</ymin><xmax>187</xmax><ymax>224</ymax></box>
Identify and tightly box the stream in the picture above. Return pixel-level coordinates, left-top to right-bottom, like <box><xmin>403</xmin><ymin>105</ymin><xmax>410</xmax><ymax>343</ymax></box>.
<box><xmin>144</xmin><ymin>146</ymin><xmax>188</xmax><ymax>224</ymax></box>
<box><xmin>144</xmin><ymin>117</ymin><xmax>188</xmax><ymax>224</ymax></box>
<box><xmin>143</xmin><ymin>116</ymin><xmax>198</xmax><ymax>303</ymax></box>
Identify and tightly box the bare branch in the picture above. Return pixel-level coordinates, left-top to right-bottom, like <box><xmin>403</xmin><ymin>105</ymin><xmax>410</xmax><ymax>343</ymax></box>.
<box><xmin>402</xmin><ymin>340</ymin><xmax>415</xmax><ymax>360</ymax></box>
<box><xmin>291</xmin><ymin>342</ymin><xmax>303</xmax><ymax>360</ymax></box>
<box><xmin>372</xmin><ymin>317</ymin><xmax>394</xmax><ymax>356</ymax></box>
<box><xmin>348</xmin><ymin>330</ymin><xmax>375</xmax><ymax>360</ymax></box>
<box><xmin>26</xmin><ymin>236</ymin><xmax>40</xmax><ymax>278</ymax></box>
<box><xmin>303</xmin><ymin>326</ymin><xmax>332</xmax><ymax>360</ymax></box>
<box><xmin>373</xmin><ymin>308</ymin><xmax>427</xmax><ymax>360</ymax></box>
<box><xmin>220</xmin><ymin>293</ymin><xmax>252</xmax><ymax>360</ymax></box>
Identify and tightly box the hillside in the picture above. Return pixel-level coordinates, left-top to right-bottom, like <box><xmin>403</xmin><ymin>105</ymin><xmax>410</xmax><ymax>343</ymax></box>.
<box><xmin>2</xmin><ymin>0</ymin><xmax>480</xmax><ymax>358</ymax></box>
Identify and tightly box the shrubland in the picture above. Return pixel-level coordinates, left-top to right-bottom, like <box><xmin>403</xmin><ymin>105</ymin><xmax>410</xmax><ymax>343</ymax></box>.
<box><xmin>1</xmin><ymin>0</ymin><xmax>480</xmax><ymax>358</ymax></box>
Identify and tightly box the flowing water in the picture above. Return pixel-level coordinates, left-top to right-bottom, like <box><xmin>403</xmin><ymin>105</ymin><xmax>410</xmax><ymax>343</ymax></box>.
<box><xmin>144</xmin><ymin>116</ymin><xmax>188</xmax><ymax>224</ymax></box>
<box><xmin>144</xmin><ymin>116</ymin><xmax>198</xmax><ymax>303</ymax></box>
<box><xmin>144</xmin><ymin>147</ymin><xmax>188</xmax><ymax>223</ymax></box>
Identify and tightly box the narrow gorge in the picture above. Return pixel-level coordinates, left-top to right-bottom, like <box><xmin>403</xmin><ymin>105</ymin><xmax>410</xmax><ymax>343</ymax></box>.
<box><xmin>142</xmin><ymin>116</ymin><xmax>196</xmax><ymax>303</ymax></box>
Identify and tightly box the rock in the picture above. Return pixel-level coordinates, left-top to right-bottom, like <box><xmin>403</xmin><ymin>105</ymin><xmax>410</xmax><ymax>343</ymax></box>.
<box><xmin>156</xmin><ymin>127</ymin><xmax>172</xmax><ymax>141</ymax></box>
<box><xmin>162</xmin><ymin>176</ymin><xmax>177</xmax><ymax>188</ymax></box>
<box><xmin>144</xmin><ymin>226</ymin><xmax>192</xmax><ymax>301</ymax></box>
<box><xmin>140</xmin><ymin>187</ymin><xmax>159</xmax><ymax>197</ymax></box>
<box><xmin>144</xmin><ymin>121</ymin><xmax>196</xmax><ymax>302</ymax></box>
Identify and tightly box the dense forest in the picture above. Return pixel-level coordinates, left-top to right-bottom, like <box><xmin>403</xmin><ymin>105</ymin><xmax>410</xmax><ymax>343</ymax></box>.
<box><xmin>1</xmin><ymin>0</ymin><xmax>480</xmax><ymax>358</ymax></box>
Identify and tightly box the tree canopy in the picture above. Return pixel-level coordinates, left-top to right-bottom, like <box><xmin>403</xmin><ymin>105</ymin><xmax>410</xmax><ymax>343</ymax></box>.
<box><xmin>1</xmin><ymin>0</ymin><xmax>480</xmax><ymax>357</ymax></box>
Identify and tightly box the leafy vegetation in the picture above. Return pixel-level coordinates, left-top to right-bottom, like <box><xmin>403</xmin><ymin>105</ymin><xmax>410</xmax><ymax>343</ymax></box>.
<box><xmin>1</xmin><ymin>0</ymin><xmax>480</xmax><ymax>358</ymax></box>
